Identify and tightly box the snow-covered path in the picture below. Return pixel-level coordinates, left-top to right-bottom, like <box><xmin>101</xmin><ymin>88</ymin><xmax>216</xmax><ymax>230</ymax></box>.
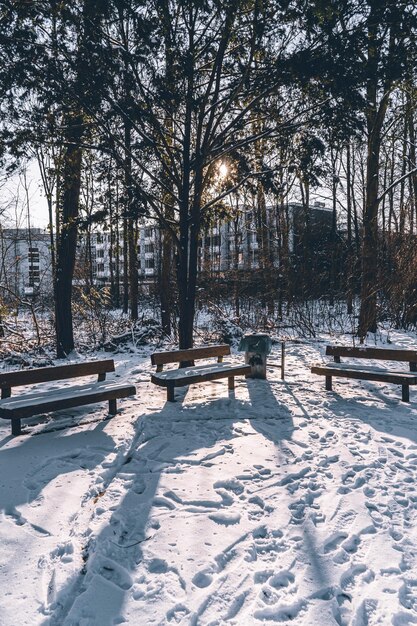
<box><xmin>1</xmin><ymin>340</ymin><xmax>417</xmax><ymax>625</ymax></box>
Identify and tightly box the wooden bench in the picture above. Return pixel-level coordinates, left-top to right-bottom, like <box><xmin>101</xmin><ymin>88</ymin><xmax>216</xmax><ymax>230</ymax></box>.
<box><xmin>311</xmin><ymin>345</ymin><xmax>417</xmax><ymax>402</ymax></box>
<box><xmin>0</xmin><ymin>360</ymin><xmax>136</xmax><ymax>435</ymax></box>
<box><xmin>151</xmin><ymin>344</ymin><xmax>251</xmax><ymax>401</ymax></box>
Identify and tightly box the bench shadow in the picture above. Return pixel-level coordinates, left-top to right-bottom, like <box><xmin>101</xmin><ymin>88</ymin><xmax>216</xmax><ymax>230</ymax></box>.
<box><xmin>41</xmin><ymin>377</ymin><xmax>300</xmax><ymax>626</ymax></box>
<box><xmin>40</xmin><ymin>394</ymin><xmax>242</xmax><ymax>624</ymax></box>
<box><xmin>292</xmin><ymin>342</ymin><xmax>417</xmax><ymax>444</ymax></box>
<box><xmin>245</xmin><ymin>377</ymin><xmax>338</xmax><ymax>606</ymax></box>
<box><xmin>306</xmin><ymin>363</ymin><xmax>417</xmax><ymax>445</ymax></box>
<box><xmin>0</xmin><ymin>416</ymin><xmax>115</xmax><ymax>519</ymax></box>
<box><xmin>245</xmin><ymin>376</ymin><xmax>295</xmax><ymax>449</ymax></box>
<box><xmin>0</xmin><ymin>412</ymin><xmax>115</xmax><ymax>624</ymax></box>
<box><xmin>325</xmin><ymin>384</ymin><xmax>417</xmax><ymax>445</ymax></box>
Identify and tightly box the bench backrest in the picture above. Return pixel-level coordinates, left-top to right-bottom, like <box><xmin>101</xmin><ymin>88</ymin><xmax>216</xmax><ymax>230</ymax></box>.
<box><xmin>326</xmin><ymin>345</ymin><xmax>417</xmax><ymax>366</ymax></box>
<box><xmin>151</xmin><ymin>345</ymin><xmax>230</xmax><ymax>371</ymax></box>
<box><xmin>0</xmin><ymin>360</ymin><xmax>115</xmax><ymax>396</ymax></box>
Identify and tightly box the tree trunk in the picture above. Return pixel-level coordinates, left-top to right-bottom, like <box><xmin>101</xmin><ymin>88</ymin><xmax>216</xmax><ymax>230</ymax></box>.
<box><xmin>55</xmin><ymin>113</ymin><xmax>83</xmax><ymax>358</ymax></box>
<box><xmin>54</xmin><ymin>0</ymin><xmax>104</xmax><ymax>356</ymax></box>
<box><xmin>346</xmin><ymin>142</ymin><xmax>353</xmax><ymax>314</ymax></box>
<box><xmin>358</xmin><ymin>4</ymin><xmax>391</xmax><ymax>339</ymax></box>
<box><xmin>329</xmin><ymin>144</ymin><xmax>339</xmax><ymax>306</ymax></box>
<box><xmin>159</xmin><ymin>0</ymin><xmax>175</xmax><ymax>337</ymax></box>
<box><xmin>108</xmin><ymin>162</ymin><xmax>116</xmax><ymax>306</ymax></box>
<box><xmin>160</xmin><ymin>224</ymin><xmax>173</xmax><ymax>335</ymax></box>
<box><xmin>407</xmin><ymin>89</ymin><xmax>417</xmax><ymax>233</ymax></box>
<box><xmin>128</xmin><ymin>217</ymin><xmax>138</xmax><ymax>321</ymax></box>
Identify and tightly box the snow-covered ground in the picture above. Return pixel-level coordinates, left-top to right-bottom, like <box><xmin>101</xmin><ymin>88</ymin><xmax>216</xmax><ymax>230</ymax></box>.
<box><xmin>1</xmin><ymin>335</ymin><xmax>417</xmax><ymax>625</ymax></box>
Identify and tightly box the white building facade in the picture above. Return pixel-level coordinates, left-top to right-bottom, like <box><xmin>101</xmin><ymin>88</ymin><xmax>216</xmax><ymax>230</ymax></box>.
<box><xmin>0</xmin><ymin>228</ymin><xmax>53</xmax><ymax>298</ymax></box>
<box><xmin>0</xmin><ymin>202</ymin><xmax>332</xmax><ymax>297</ymax></box>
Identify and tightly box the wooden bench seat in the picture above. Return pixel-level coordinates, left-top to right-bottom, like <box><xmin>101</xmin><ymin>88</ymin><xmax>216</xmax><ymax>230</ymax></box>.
<box><xmin>151</xmin><ymin>344</ymin><xmax>251</xmax><ymax>401</ymax></box>
<box><xmin>0</xmin><ymin>360</ymin><xmax>135</xmax><ymax>435</ymax></box>
<box><xmin>325</xmin><ymin>345</ymin><xmax>417</xmax><ymax>370</ymax></box>
<box><xmin>312</xmin><ymin>345</ymin><xmax>417</xmax><ymax>402</ymax></box>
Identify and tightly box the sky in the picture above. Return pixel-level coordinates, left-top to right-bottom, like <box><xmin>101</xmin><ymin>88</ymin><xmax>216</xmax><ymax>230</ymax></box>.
<box><xmin>0</xmin><ymin>160</ymin><xmax>334</xmax><ymax>234</ymax></box>
<box><xmin>1</xmin><ymin>160</ymin><xmax>49</xmax><ymax>230</ymax></box>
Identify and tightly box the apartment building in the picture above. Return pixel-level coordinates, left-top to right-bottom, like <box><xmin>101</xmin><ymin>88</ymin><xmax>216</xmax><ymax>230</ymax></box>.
<box><xmin>0</xmin><ymin>228</ymin><xmax>53</xmax><ymax>298</ymax></box>
<box><xmin>92</xmin><ymin>225</ymin><xmax>158</xmax><ymax>286</ymax></box>
<box><xmin>199</xmin><ymin>201</ymin><xmax>333</xmax><ymax>273</ymax></box>
<box><xmin>0</xmin><ymin>202</ymin><xmax>333</xmax><ymax>297</ymax></box>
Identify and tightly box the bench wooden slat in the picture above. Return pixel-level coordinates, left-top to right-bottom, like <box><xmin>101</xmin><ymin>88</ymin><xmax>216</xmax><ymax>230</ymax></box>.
<box><xmin>311</xmin><ymin>364</ymin><xmax>417</xmax><ymax>385</ymax></box>
<box><xmin>0</xmin><ymin>382</ymin><xmax>136</xmax><ymax>420</ymax></box>
<box><xmin>151</xmin><ymin>344</ymin><xmax>251</xmax><ymax>401</ymax></box>
<box><xmin>0</xmin><ymin>359</ymin><xmax>136</xmax><ymax>435</ymax></box>
<box><xmin>326</xmin><ymin>345</ymin><xmax>417</xmax><ymax>363</ymax></box>
<box><xmin>0</xmin><ymin>360</ymin><xmax>115</xmax><ymax>389</ymax></box>
<box><xmin>151</xmin><ymin>363</ymin><xmax>251</xmax><ymax>388</ymax></box>
<box><xmin>151</xmin><ymin>344</ymin><xmax>230</xmax><ymax>366</ymax></box>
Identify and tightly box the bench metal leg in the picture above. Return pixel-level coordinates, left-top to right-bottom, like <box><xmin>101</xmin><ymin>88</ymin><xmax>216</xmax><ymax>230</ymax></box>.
<box><xmin>325</xmin><ymin>376</ymin><xmax>332</xmax><ymax>391</ymax></box>
<box><xmin>109</xmin><ymin>399</ymin><xmax>117</xmax><ymax>414</ymax></box>
<box><xmin>228</xmin><ymin>376</ymin><xmax>235</xmax><ymax>391</ymax></box>
<box><xmin>167</xmin><ymin>385</ymin><xmax>175</xmax><ymax>402</ymax></box>
<box><xmin>12</xmin><ymin>419</ymin><xmax>21</xmax><ymax>436</ymax></box>
<box><xmin>402</xmin><ymin>384</ymin><xmax>410</xmax><ymax>402</ymax></box>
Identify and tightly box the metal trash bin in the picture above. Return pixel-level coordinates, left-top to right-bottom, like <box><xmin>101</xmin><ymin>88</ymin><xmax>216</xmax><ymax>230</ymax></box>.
<box><xmin>238</xmin><ymin>334</ymin><xmax>272</xmax><ymax>379</ymax></box>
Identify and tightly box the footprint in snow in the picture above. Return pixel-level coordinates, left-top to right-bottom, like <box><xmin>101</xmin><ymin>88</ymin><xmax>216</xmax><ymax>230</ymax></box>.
<box><xmin>192</xmin><ymin>571</ymin><xmax>213</xmax><ymax>588</ymax></box>
<box><xmin>323</xmin><ymin>531</ymin><xmax>348</xmax><ymax>554</ymax></box>
<box><xmin>49</xmin><ymin>541</ymin><xmax>74</xmax><ymax>563</ymax></box>
<box><xmin>148</xmin><ymin>558</ymin><xmax>168</xmax><ymax>574</ymax></box>
<box><xmin>38</xmin><ymin>541</ymin><xmax>76</xmax><ymax>615</ymax></box>
<box><xmin>254</xmin><ymin>569</ymin><xmax>275</xmax><ymax>584</ymax></box>
<box><xmin>4</xmin><ymin>506</ymin><xmax>51</xmax><ymax>537</ymax></box>
<box><xmin>247</xmin><ymin>527</ymin><xmax>287</xmax><ymax>563</ymax></box>
<box><xmin>340</xmin><ymin>533</ymin><xmax>361</xmax><ymax>554</ymax></box>
<box><xmin>340</xmin><ymin>563</ymin><xmax>368</xmax><ymax>592</ymax></box>
<box><xmin>254</xmin><ymin>567</ymin><xmax>296</xmax><ymax>596</ymax></box>
<box><xmin>269</xmin><ymin>570</ymin><xmax>295</xmax><ymax>589</ymax></box>
<box><xmin>213</xmin><ymin>477</ymin><xmax>244</xmax><ymax>494</ymax></box>
<box><xmin>209</xmin><ymin>511</ymin><xmax>241</xmax><ymax>526</ymax></box>
<box><xmin>93</xmin><ymin>557</ymin><xmax>133</xmax><ymax>590</ymax></box>
<box><xmin>259</xmin><ymin>586</ymin><xmax>280</xmax><ymax>605</ymax></box>
<box><xmin>247</xmin><ymin>495</ymin><xmax>274</xmax><ymax>521</ymax></box>
<box><xmin>399</xmin><ymin>580</ymin><xmax>417</xmax><ymax>612</ymax></box>
<box><xmin>319</xmin><ymin>429</ymin><xmax>337</xmax><ymax>444</ymax></box>
<box><xmin>389</xmin><ymin>527</ymin><xmax>404</xmax><ymax>542</ymax></box>
<box><xmin>166</xmin><ymin>603</ymin><xmax>190</xmax><ymax>623</ymax></box>
<box><xmin>253</xmin><ymin>599</ymin><xmax>306</xmax><ymax>622</ymax></box>
<box><xmin>38</xmin><ymin>568</ymin><xmax>57</xmax><ymax>615</ymax></box>
<box><xmin>392</xmin><ymin>612</ymin><xmax>417</xmax><ymax>626</ymax></box>
<box><xmin>352</xmin><ymin>598</ymin><xmax>378</xmax><ymax>626</ymax></box>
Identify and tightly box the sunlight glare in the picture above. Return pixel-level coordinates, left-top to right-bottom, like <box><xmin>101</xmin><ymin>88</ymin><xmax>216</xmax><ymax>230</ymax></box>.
<box><xmin>218</xmin><ymin>162</ymin><xmax>228</xmax><ymax>178</ymax></box>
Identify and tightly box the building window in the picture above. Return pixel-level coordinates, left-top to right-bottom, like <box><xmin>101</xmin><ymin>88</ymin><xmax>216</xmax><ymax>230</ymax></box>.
<box><xmin>144</xmin><ymin>227</ymin><xmax>153</xmax><ymax>238</ymax></box>
<box><xmin>28</xmin><ymin>269</ymin><xmax>40</xmax><ymax>287</ymax></box>
<box><xmin>97</xmin><ymin>249</ymin><xmax>104</xmax><ymax>258</ymax></box>
<box><xmin>145</xmin><ymin>243</ymin><xmax>154</xmax><ymax>254</ymax></box>
<box><xmin>204</xmin><ymin>235</ymin><xmax>221</xmax><ymax>247</ymax></box>
<box><xmin>28</xmin><ymin>247</ymin><xmax>40</xmax><ymax>263</ymax></box>
<box><xmin>145</xmin><ymin>258</ymin><xmax>154</xmax><ymax>269</ymax></box>
<box><xmin>97</xmin><ymin>263</ymin><xmax>105</xmax><ymax>273</ymax></box>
